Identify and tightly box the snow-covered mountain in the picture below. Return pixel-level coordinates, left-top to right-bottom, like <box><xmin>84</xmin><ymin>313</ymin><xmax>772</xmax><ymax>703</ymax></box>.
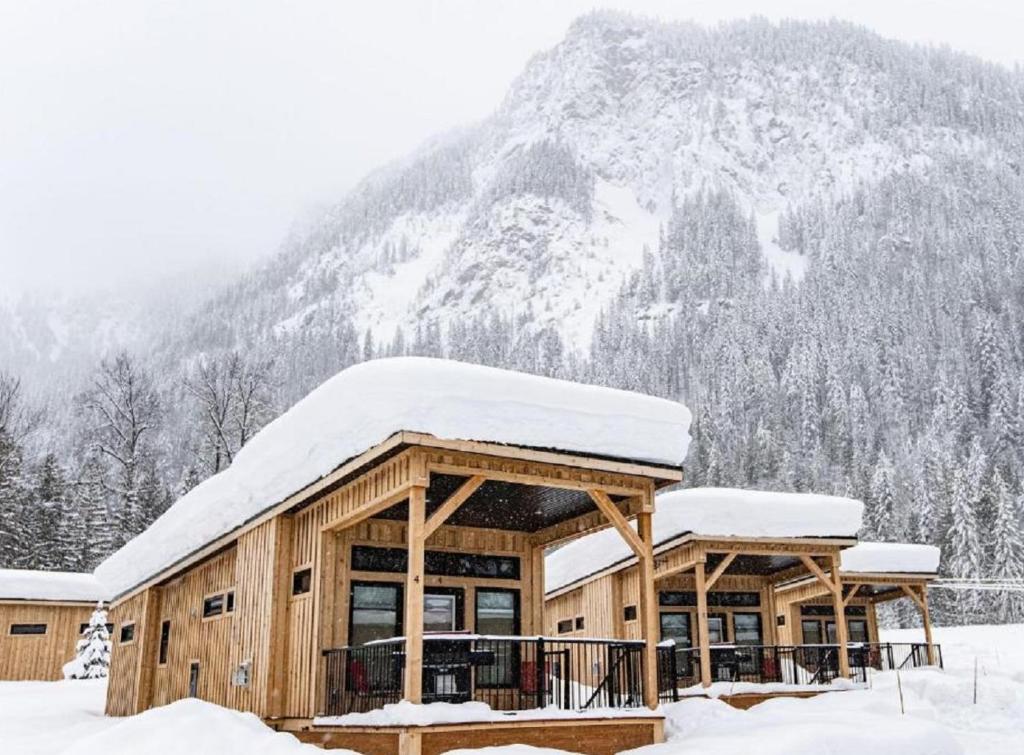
<box><xmin>7</xmin><ymin>15</ymin><xmax>1021</xmax><ymax>383</ymax></box>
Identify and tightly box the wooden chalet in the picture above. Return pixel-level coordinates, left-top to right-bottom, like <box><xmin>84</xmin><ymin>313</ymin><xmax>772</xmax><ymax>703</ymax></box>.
<box><xmin>544</xmin><ymin>489</ymin><xmax>942</xmax><ymax>706</ymax></box>
<box><xmin>0</xmin><ymin>569</ymin><xmax>108</xmax><ymax>681</ymax></box>
<box><xmin>775</xmin><ymin>541</ymin><xmax>941</xmax><ymax>667</ymax></box>
<box><xmin>95</xmin><ymin>358</ymin><xmax>692</xmax><ymax>754</ymax></box>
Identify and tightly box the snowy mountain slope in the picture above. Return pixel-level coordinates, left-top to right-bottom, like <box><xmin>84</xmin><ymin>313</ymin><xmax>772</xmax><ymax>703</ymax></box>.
<box><xmin>154</xmin><ymin>14</ymin><xmax>1018</xmax><ymax>363</ymax></box>
<box><xmin>6</xmin><ymin>14</ymin><xmax>1024</xmax><ymax>404</ymax></box>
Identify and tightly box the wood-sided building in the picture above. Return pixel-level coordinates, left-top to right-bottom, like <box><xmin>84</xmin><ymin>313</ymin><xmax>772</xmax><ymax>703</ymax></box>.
<box><xmin>0</xmin><ymin>569</ymin><xmax>109</xmax><ymax>681</ymax></box>
<box><xmin>775</xmin><ymin>541</ymin><xmax>941</xmax><ymax>667</ymax></box>
<box><xmin>545</xmin><ymin>489</ymin><xmax>942</xmax><ymax>700</ymax></box>
<box><xmin>96</xmin><ymin>358</ymin><xmax>691</xmax><ymax>754</ymax></box>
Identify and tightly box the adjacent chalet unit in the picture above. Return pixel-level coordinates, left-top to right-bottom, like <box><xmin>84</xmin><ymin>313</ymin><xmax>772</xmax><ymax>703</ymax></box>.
<box><xmin>544</xmin><ymin>488</ymin><xmax>942</xmax><ymax>703</ymax></box>
<box><xmin>775</xmin><ymin>541</ymin><xmax>941</xmax><ymax>665</ymax></box>
<box><xmin>96</xmin><ymin>358</ymin><xmax>691</xmax><ymax>754</ymax></box>
<box><xmin>0</xmin><ymin>569</ymin><xmax>109</xmax><ymax>681</ymax></box>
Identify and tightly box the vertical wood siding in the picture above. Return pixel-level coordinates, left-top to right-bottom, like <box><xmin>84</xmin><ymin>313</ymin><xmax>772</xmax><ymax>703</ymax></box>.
<box><xmin>0</xmin><ymin>602</ymin><xmax>93</xmax><ymax>680</ymax></box>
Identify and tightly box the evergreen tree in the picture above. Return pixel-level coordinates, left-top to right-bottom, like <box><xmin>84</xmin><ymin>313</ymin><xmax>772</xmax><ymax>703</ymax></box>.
<box><xmin>64</xmin><ymin>604</ymin><xmax>111</xmax><ymax>679</ymax></box>
<box><xmin>989</xmin><ymin>480</ymin><xmax>1024</xmax><ymax>622</ymax></box>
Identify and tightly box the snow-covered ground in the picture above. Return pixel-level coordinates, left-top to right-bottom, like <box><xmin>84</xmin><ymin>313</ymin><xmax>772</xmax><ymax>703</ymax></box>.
<box><xmin>2</xmin><ymin>624</ymin><xmax>1020</xmax><ymax>754</ymax></box>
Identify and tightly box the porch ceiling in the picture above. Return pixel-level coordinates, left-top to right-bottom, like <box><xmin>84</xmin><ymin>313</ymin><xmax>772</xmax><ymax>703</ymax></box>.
<box><xmin>706</xmin><ymin>551</ymin><xmax>803</xmax><ymax>576</ymax></box>
<box><xmin>375</xmin><ymin>473</ymin><xmax>623</xmax><ymax>533</ymax></box>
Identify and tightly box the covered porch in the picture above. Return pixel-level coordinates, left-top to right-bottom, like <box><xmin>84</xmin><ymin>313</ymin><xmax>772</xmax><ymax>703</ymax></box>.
<box><xmin>306</xmin><ymin>442</ymin><xmax>681</xmax><ymax>723</ymax></box>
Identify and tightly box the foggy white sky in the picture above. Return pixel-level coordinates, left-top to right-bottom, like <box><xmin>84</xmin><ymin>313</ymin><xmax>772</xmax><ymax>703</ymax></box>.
<box><xmin>1</xmin><ymin>0</ymin><xmax>1021</xmax><ymax>299</ymax></box>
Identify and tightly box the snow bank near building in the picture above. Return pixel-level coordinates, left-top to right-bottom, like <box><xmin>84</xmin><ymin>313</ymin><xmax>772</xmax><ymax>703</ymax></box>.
<box><xmin>96</xmin><ymin>357</ymin><xmax>691</xmax><ymax>597</ymax></box>
<box><xmin>61</xmin><ymin>697</ymin><xmax>338</xmax><ymax>755</ymax></box>
<box><xmin>314</xmin><ymin>700</ymin><xmax>661</xmax><ymax>727</ymax></box>
<box><xmin>546</xmin><ymin>487</ymin><xmax>863</xmax><ymax>593</ymax></box>
<box><xmin>840</xmin><ymin>541</ymin><xmax>940</xmax><ymax>574</ymax></box>
<box><xmin>0</xmin><ymin>569</ymin><xmax>108</xmax><ymax>603</ymax></box>
<box><xmin>640</xmin><ymin>691</ymin><xmax>962</xmax><ymax>755</ymax></box>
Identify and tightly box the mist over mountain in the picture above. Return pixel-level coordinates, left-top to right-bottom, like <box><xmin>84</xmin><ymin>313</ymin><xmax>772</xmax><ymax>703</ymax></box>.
<box><xmin>2</xmin><ymin>14</ymin><xmax>1023</xmax><ymax>624</ymax></box>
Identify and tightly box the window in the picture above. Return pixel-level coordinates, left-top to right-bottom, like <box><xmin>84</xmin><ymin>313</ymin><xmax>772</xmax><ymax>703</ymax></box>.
<box><xmin>351</xmin><ymin>546</ymin><xmax>520</xmax><ymax>580</ymax></box>
<box><xmin>623</xmin><ymin>605</ymin><xmax>638</xmax><ymax>622</ymax></box>
<box><xmin>424</xmin><ymin>594</ymin><xmax>458</xmax><ymax>633</ymax></box>
<box><xmin>475</xmin><ymin>589</ymin><xmax>519</xmax><ymax>687</ymax></box>
<box><xmin>707</xmin><ymin>614</ymin><xmax>727</xmax><ymax>644</ymax></box>
<box><xmin>349</xmin><ymin>582</ymin><xmax>402</xmax><ymax>646</ymax></box>
<box><xmin>801</xmin><ymin>619</ymin><xmax>823</xmax><ymax>644</ymax></box>
<box><xmin>158</xmin><ymin>621</ymin><xmax>171</xmax><ymax>665</ymax></box>
<box><xmin>202</xmin><ymin>593</ymin><xmax>225</xmax><ymax>618</ymax></box>
<box><xmin>226</xmin><ymin>590</ymin><xmax>235</xmax><ymax>613</ymax></box>
<box><xmin>188</xmin><ymin>662</ymin><xmax>200</xmax><ymax>697</ymax></box>
<box><xmin>659</xmin><ymin>613</ymin><xmax>691</xmax><ymax>648</ymax></box>
<box><xmin>9</xmin><ymin>623</ymin><xmax>46</xmax><ymax>635</ymax></box>
<box><xmin>658</xmin><ymin>591</ymin><xmax>760</xmax><ymax>608</ymax></box>
<box><xmin>848</xmin><ymin>619</ymin><xmax>869</xmax><ymax>643</ymax></box>
<box><xmin>574</xmin><ymin>616</ymin><xmax>585</xmax><ymax>631</ymax></box>
<box><xmin>556</xmin><ymin>619</ymin><xmax>573</xmax><ymax>634</ymax></box>
<box><xmin>292</xmin><ymin>568</ymin><xmax>312</xmax><ymax>596</ymax></box>
<box><xmin>733</xmin><ymin>613</ymin><xmax>763</xmax><ymax>645</ymax></box>
<box><xmin>777</xmin><ymin>615</ymin><xmax>786</xmax><ymax>627</ymax></box>
<box><xmin>120</xmin><ymin>623</ymin><xmax>135</xmax><ymax>643</ymax></box>
<box><xmin>79</xmin><ymin>623</ymin><xmax>115</xmax><ymax>634</ymax></box>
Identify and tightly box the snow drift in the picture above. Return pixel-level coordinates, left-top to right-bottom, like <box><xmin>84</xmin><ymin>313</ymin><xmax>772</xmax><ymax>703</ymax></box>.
<box><xmin>96</xmin><ymin>357</ymin><xmax>691</xmax><ymax>597</ymax></box>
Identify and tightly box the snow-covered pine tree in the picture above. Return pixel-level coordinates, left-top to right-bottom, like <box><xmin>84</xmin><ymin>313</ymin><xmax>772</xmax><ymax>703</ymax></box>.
<box><xmin>944</xmin><ymin>466</ymin><xmax>984</xmax><ymax>623</ymax></box>
<box><xmin>867</xmin><ymin>451</ymin><xmax>897</xmax><ymax>540</ymax></box>
<box><xmin>64</xmin><ymin>603</ymin><xmax>111</xmax><ymax>679</ymax></box>
<box><xmin>989</xmin><ymin>477</ymin><xmax>1024</xmax><ymax>622</ymax></box>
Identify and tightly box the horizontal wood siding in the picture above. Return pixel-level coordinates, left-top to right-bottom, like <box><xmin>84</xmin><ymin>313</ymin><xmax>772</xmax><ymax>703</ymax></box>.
<box><xmin>0</xmin><ymin>602</ymin><xmax>93</xmax><ymax>680</ymax></box>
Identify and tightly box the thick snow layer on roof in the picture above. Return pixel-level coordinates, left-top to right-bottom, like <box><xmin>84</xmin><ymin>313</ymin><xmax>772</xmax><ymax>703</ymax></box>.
<box><xmin>96</xmin><ymin>357</ymin><xmax>691</xmax><ymax>597</ymax></box>
<box><xmin>840</xmin><ymin>542</ymin><xmax>940</xmax><ymax>575</ymax></box>
<box><xmin>546</xmin><ymin>487</ymin><xmax>863</xmax><ymax>593</ymax></box>
<box><xmin>0</xmin><ymin>569</ymin><xmax>108</xmax><ymax>603</ymax></box>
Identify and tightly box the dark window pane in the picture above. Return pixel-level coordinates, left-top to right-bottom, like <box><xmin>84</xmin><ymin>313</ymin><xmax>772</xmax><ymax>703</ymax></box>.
<box><xmin>659</xmin><ymin>613</ymin><xmax>691</xmax><ymax>648</ymax></box>
<box><xmin>733</xmin><ymin>613</ymin><xmax>762</xmax><ymax>645</ymax></box>
<box><xmin>351</xmin><ymin>546</ymin><xmax>520</xmax><ymax>581</ymax></box>
<box><xmin>623</xmin><ymin>605</ymin><xmax>638</xmax><ymax>622</ymax></box>
<box><xmin>475</xmin><ymin>589</ymin><xmax>519</xmax><ymax>687</ymax></box>
<box><xmin>848</xmin><ymin>619</ymin><xmax>868</xmax><ymax>643</ymax></box>
<box><xmin>574</xmin><ymin>616</ymin><xmax>585</xmax><ymax>631</ymax></box>
<box><xmin>159</xmin><ymin>621</ymin><xmax>171</xmax><ymax>664</ymax></box>
<box><xmin>801</xmin><ymin>619</ymin><xmax>822</xmax><ymax>644</ymax></box>
<box><xmin>556</xmin><ymin>619</ymin><xmax>573</xmax><ymax>634</ymax></box>
<box><xmin>350</xmin><ymin>583</ymin><xmax>401</xmax><ymax>646</ymax></box>
<box><xmin>120</xmin><ymin>623</ymin><xmax>135</xmax><ymax>643</ymax></box>
<box><xmin>659</xmin><ymin>591</ymin><xmax>696</xmax><ymax>607</ymax></box>
<box><xmin>10</xmin><ymin>623</ymin><xmax>46</xmax><ymax>635</ymax></box>
<box><xmin>226</xmin><ymin>591</ymin><xmax>235</xmax><ymax>613</ymax></box>
<box><xmin>203</xmin><ymin>594</ymin><xmax>224</xmax><ymax>618</ymax></box>
<box><xmin>708</xmin><ymin>615</ymin><xmax>727</xmax><ymax>644</ymax></box>
<box><xmin>292</xmin><ymin>568</ymin><xmax>312</xmax><ymax>596</ymax></box>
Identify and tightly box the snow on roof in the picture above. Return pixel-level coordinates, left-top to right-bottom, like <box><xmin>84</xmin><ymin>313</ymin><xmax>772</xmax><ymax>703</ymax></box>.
<box><xmin>0</xmin><ymin>569</ymin><xmax>109</xmax><ymax>603</ymax></box>
<box><xmin>840</xmin><ymin>541</ymin><xmax>940</xmax><ymax>575</ymax></box>
<box><xmin>545</xmin><ymin>487</ymin><xmax>863</xmax><ymax>594</ymax></box>
<box><xmin>96</xmin><ymin>357</ymin><xmax>692</xmax><ymax>598</ymax></box>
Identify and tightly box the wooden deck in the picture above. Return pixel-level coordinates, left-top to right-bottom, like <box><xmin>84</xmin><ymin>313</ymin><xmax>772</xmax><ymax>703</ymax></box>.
<box><xmin>283</xmin><ymin>715</ymin><xmax>664</xmax><ymax>755</ymax></box>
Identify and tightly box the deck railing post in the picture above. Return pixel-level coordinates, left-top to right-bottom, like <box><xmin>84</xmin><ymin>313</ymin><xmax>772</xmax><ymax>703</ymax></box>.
<box><xmin>670</xmin><ymin>647</ymin><xmax>679</xmax><ymax>702</ymax></box>
<box><xmin>535</xmin><ymin>637</ymin><xmax>546</xmax><ymax>709</ymax></box>
<box><xmin>886</xmin><ymin>643</ymin><xmax>895</xmax><ymax>671</ymax></box>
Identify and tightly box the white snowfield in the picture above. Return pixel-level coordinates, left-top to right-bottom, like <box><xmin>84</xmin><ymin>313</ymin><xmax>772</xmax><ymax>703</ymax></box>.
<box><xmin>3</xmin><ymin>624</ymin><xmax>1022</xmax><ymax>755</ymax></box>
<box><xmin>840</xmin><ymin>541</ymin><xmax>941</xmax><ymax>575</ymax></box>
<box><xmin>546</xmin><ymin>487</ymin><xmax>864</xmax><ymax>593</ymax></box>
<box><xmin>95</xmin><ymin>357</ymin><xmax>692</xmax><ymax>598</ymax></box>
<box><xmin>0</xmin><ymin>568</ymin><xmax>109</xmax><ymax>603</ymax></box>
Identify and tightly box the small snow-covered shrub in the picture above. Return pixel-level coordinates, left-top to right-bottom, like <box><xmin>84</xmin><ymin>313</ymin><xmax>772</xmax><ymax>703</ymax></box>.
<box><xmin>64</xmin><ymin>603</ymin><xmax>111</xmax><ymax>680</ymax></box>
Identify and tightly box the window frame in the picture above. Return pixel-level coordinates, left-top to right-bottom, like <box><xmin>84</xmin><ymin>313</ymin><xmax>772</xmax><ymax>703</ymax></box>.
<box><xmin>119</xmin><ymin>622</ymin><xmax>136</xmax><ymax>644</ymax></box>
<box><xmin>9</xmin><ymin>623</ymin><xmax>47</xmax><ymax>636</ymax></box>
<box><xmin>158</xmin><ymin>620</ymin><xmax>171</xmax><ymax>666</ymax></box>
<box><xmin>202</xmin><ymin>592</ymin><xmax>226</xmax><ymax>620</ymax></box>
<box><xmin>292</xmin><ymin>567</ymin><xmax>313</xmax><ymax>597</ymax></box>
<box><xmin>473</xmin><ymin>587</ymin><xmax>521</xmax><ymax>689</ymax></box>
<box><xmin>348</xmin><ymin>579</ymin><xmax>404</xmax><ymax>646</ymax></box>
<box><xmin>556</xmin><ymin>618</ymin><xmax>573</xmax><ymax>634</ymax></box>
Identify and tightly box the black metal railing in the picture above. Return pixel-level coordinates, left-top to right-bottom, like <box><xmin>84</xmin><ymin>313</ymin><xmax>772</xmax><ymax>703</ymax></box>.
<box><xmin>657</xmin><ymin>642</ymin><xmax>941</xmax><ymax>702</ymax></box>
<box><xmin>323</xmin><ymin>635</ymin><xmax>647</xmax><ymax>716</ymax></box>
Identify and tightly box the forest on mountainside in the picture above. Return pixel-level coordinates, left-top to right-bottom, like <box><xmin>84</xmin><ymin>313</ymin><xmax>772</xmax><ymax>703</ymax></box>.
<box><xmin>1</xmin><ymin>15</ymin><xmax>1023</xmax><ymax>626</ymax></box>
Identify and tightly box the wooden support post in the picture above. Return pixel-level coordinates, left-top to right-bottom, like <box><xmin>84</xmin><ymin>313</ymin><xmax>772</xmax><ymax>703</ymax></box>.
<box><xmin>529</xmin><ymin>544</ymin><xmax>545</xmax><ymax>634</ymax></box>
<box><xmin>920</xmin><ymin>587</ymin><xmax>937</xmax><ymax>666</ymax></box>
<box><xmin>829</xmin><ymin>554</ymin><xmax>851</xmax><ymax>679</ymax></box>
<box><xmin>637</xmin><ymin>510</ymin><xmax>659</xmax><ymax>708</ymax></box>
<box><xmin>404</xmin><ymin>484</ymin><xmax>427</xmax><ymax>703</ymax></box>
<box><xmin>694</xmin><ymin>555</ymin><xmax>712</xmax><ymax>688</ymax></box>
